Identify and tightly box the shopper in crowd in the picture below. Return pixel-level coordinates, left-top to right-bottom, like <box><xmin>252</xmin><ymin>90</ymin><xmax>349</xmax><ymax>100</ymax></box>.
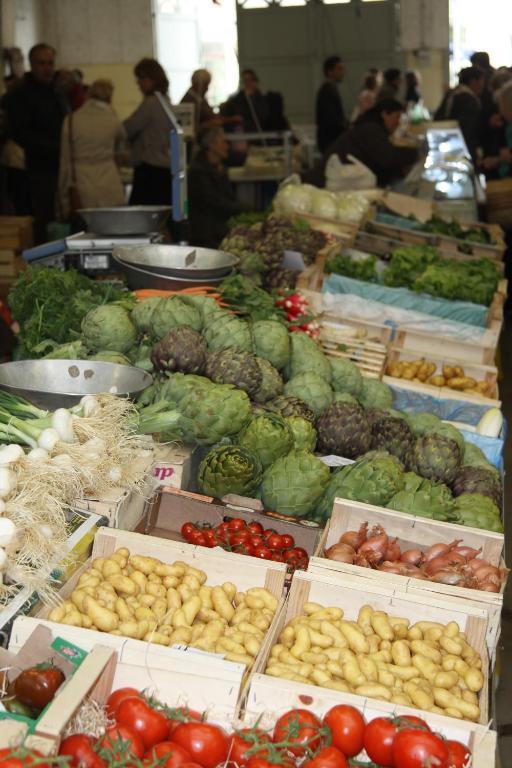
<box><xmin>405</xmin><ymin>70</ymin><xmax>421</xmax><ymax>105</ymax></box>
<box><xmin>480</xmin><ymin>81</ymin><xmax>512</xmax><ymax>178</ymax></box>
<box><xmin>124</xmin><ymin>57</ymin><xmax>172</xmax><ymax>206</ymax></box>
<box><xmin>479</xmin><ymin>69</ymin><xmax>512</xmax><ymax>175</ymax></box>
<box><xmin>377</xmin><ymin>68</ymin><xmax>403</xmax><ymax>102</ymax></box>
<box><xmin>181</xmin><ymin>69</ymin><xmax>216</xmax><ymax>135</ymax></box>
<box><xmin>434</xmin><ymin>66</ymin><xmax>485</xmax><ymax>161</ymax></box>
<box><xmin>0</xmin><ymin>75</ymin><xmax>30</xmax><ymax>215</ymax></box>
<box><xmin>315</xmin><ymin>56</ymin><xmax>348</xmax><ymax>153</ymax></box>
<box><xmin>351</xmin><ymin>72</ymin><xmax>378</xmax><ymax>122</ymax></box>
<box><xmin>2</xmin><ymin>43</ymin><xmax>66</xmax><ymax>243</ymax></box>
<box><xmin>220</xmin><ymin>69</ymin><xmax>269</xmax><ymax>134</ymax></box>
<box><xmin>58</xmin><ymin>79</ymin><xmax>125</xmax><ymax>221</ymax></box>
<box><xmin>304</xmin><ymin>98</ymin><xmax>419</xmax><ymax>188</ymax></box>
<box><xmin>188</xmin><ymin>126</ymin><xmax>246</xmax><ymax>249</ymax></box>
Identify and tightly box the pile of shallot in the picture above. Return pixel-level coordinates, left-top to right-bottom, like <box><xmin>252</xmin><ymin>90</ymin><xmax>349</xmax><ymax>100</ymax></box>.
<box><xmin>325</xmin><ymin>522</ymin><xmax>507</xmax><ymax>592</ymax></box>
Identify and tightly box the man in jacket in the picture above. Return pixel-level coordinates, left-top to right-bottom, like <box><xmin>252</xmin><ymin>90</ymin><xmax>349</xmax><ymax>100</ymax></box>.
<box><xmin>434</xmin><ymin>67</ymin><xmax>485</xmax><ymax>162</ymax></box>
<box><xmin>3</xmin><ymin>43</ymin><xmax>66</xmax><ymax>243</ymax></box>
<box><xmin>316</xmin><ymin>56</ymin><xmax>348</xmax><ymax>153</ymax></box>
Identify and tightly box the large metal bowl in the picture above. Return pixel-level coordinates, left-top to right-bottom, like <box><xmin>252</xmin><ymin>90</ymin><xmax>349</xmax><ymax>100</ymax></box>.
<box><xmin>113</xmin><ymin>253</ymin><xmax>234</xmax><ymax>291</ymax></box>
<box><xmin>0</xmin><ymin>360</ymin><xmax>152</xmax><ymax>410</ymax></box>
<box><xmin>113</xmin><ymin>244</ymin><xmax>239</xmax><ymax>279</ymax></box>
<box><xmin>78</xmin><ymin>206</ymin><xmax>170</xmax><ymax>235</ymax></box>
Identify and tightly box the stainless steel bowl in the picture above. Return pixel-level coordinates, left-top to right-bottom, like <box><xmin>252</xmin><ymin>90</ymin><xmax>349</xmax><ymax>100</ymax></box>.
<box><xmin>0</xmin><ymin>360</ymin><xmax>153</xmax><ymax>410</ymax></box>
<box><xmin>78</xmin><ymin>206</ymin><xmax>170</xmax><ymax>235</ymax></box>
<box><xmin>113</xmin><ymin>254</ymin><xmax>231</xmax><ymax>291</ymax></box>
<box><xmin>113</xmin><ymin>244</ymin><xmax>239</xmax><ymax>279</ymax></box>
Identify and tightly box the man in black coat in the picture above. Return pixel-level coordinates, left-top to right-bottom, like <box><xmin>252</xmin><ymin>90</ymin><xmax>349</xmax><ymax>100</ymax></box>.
<box><xmin>316</xmin><ymin>56</ymin><xmax>348</xmax><ymax>154</ymax></box>
<box><xmin>434</xmin><ymin>67</ymin><xmax>485</xmax><ymax>162</ymax></box>
<box><xmin>3</xmin><ymin>44</ymin><xmax>66</xmax><ymax>243</ymax></box>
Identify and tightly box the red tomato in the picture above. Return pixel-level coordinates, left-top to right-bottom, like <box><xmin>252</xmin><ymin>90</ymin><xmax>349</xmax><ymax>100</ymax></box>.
<box><xmin>253</xmin><ymin>545</ymin><xmax>273</xmax><ymax>560</ymax></box>
<box><xmin>172</xmin><ymin>722</ymin><xmax>229</xmax><ymax>768</ymax></box>
<box><xmin>363</xmin><ymin>718</ymin><xmax>399</xmax><ymax>768</ymax></box>
<box><xmin>396</xmin><ymin>716</ymin><xmax>431</xmax><ymax>731</ymax></box>
<box><xmin>106</xmin><ymin>688</ymin><xmax>142</xmax><ymax>719</ymax></box>
<box><xmin>227</xmin><ymin>518</ymin><xmax>247</xmax><ymax>531</ymax></box>
<box><xmin>280</xmin><ymin>534</ymin><xmax>295</xmax><ymax>549</ymax></box>
<box><xmin>290</xmin><ymin>547</ymin><xmax>308</xmax><ymax>561</ymax></box>
<box><xmin>302</xmin><ymin>746</ymin><xmax>348</xmax><ymax>768</ymax></box>
<box><xmin>115</xmin><ymin>698</ymin><xmax>169</xmax><ymax>750</ymax></box>
<box><xmin>446</xmin><ymin>740</ymin><xmax>471</xmax><ymax>768</ymax></box>
<box><xmin>323</xmin><ymin>704</ymin><xmax>366</xmax><ymax>758</ymax></box>
<box><xmin>203</xmin><ymin>529</ymin><xmax>218</xmax><ymax>548</ymax></box>
<box><xmin>263</xmin><ymin>529</ymin><xmax>275</xmax><ymax>540</ymax></box>
<box><xmin>273</xmin><ymin>709</ymin><xmax>325</xmax><ymax>757</ymax></box>
<box><xmin>181</xmin><ymin>523</ymin><xmax>196</xmax><ymax>540</ymax></box>
<box><xmin>228</xmin><ymin>729</ymin><xmax>271</xmax><ymax>766</ymax></box>
<box><xmin>266</xmin><ymin>533</ymin><xmax>285</xmax><ymax>551</ymax></box>
<box><xmin>167</xmin><ymin>707</ymin><xmax>203</xmax><ymax>735</ymax></box>
<box><xmin>0</xmin><ymin>750</ymin><xmax>50</xmax><ymax>768</ymax></box>
<box><xmin>145</xmin><ymin>741</ymin><xmax>193</xmax><ymax>768</ymax></box>
<box><xmin>247</xmin><ymin>522</ymin><xmax>264</xmax><ymax>534</ymax></box>
<box><xmin>59</xmin><ymin>735</ymin><xmax>105</xmax><ymax>768</ymax></box>
<box><xmin>247</xmin><ymin>756</ymin><xmax>294</xmax><ymax>768</ymax></box>
<box><xmin>392</xmin><ymin>729</ymin><xmax>449</xmax><ymax>768</ymax></box>
<box><xmin>188</xmin><ymin>530</ymin><xmax>207</xmax><ymax>546</ymax></box>
<box><xmin>100</xmin><ymin>725</ymin><xmax>145</xmax><ymax>760</ymax></box>
<box><xmin>271</xmin><ymin>552</ymin><xmax>285</xmax><ymax>562</ymax></box>
<box><xmin>249</xmin><ymin>534</ymin><xmax>265</xmax><ymax>548</ymax></box>
<box><xmin>229</xmin><ymin>530</ymin><xmax>251</xmax><ymax>547</ymax></box>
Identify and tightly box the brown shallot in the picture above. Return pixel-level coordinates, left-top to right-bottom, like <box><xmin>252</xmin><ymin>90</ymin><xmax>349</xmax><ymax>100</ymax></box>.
<box><xmin>339</xmin><ymin>522</ymin><xmax>368</xmax><ymax>549</ymax></box>
<box><xmin>400</xmin><ymin>549</ymin><xmax>423</xmax><ymax>566</ymax></box>
<box><xmin>324</xmin><ymin>543</ymin><xmax>355</xmax><ymax>563</ymax></box>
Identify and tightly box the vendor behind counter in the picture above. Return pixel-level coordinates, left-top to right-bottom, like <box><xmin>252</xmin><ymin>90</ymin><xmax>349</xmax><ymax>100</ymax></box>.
<box><xmin>303</xmin><ymin>97</ymin><xmax>419</xmax><ymax>188</ymax></box>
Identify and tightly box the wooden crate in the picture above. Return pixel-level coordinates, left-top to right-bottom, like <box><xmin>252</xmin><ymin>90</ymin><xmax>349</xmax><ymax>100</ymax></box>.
<box><xmin>308</xmin><ymin>498</ymin><xmax>504</xmax><ymax>656</ymax></box>
<box><xmin>285</xmin><ymin>211</ymin><xmax>363</xmax><ymax>242</ymax></box>
<box><xmin>0</xmin><ymin>623</ymin><xmax>115</xmax><ymax>755</ymax></box>
<box><xmin>248</xmin><ymin>570</ymin><xmax>490</xmax><ymax>725</ymax></box>
<box><xmin>319</xmin><ymin>319</ymin><xmax>388</xmax><ymax>379</ymax></box>
<box><xmin>145</xmin><ymin>486</ymin><xmax>321</xmax><ymax>556</ymax></box>
<box><xmin>0</xmin><ymin>216</ymin><xmax>33</xmax><ymax>252</ymax></box>
<box><xmin>393</xmin><ymin>326</ymin><xmax>500</xmax><ymax>367</ymax></box>
<box><xmin>36</xmin><ymin>527</ymin><xmax>287</xmax><ymax>720</ymax></box>
<box><xmin>74</xmin><ymin>471</ymin><xmax>157</xmax><ymax>530</ymax></box>
<box><xmin>384</xmin><ymin>347</ymin><xmax>500</xmax><ymax>405</ymax></box>
<box><xmin>296</xmin><ymin>243</ymin><xmax>336</xmax><ymax>292</ymax></box>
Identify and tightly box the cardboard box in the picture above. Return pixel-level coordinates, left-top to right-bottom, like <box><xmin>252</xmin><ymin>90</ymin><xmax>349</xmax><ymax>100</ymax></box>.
<box><xmin>0</xmin><ymin>623</ymin><xmax>115</xmax><ymax>754</ymax></box>
<box><xmin>152</xmin><ymin>443</ymin><xmax>193</xmax><ymax>488</ymax></box>
<box><xmin>74</xmin><ymin>470</ymin><xmax>158</xmax><ymax>530</ymax></box>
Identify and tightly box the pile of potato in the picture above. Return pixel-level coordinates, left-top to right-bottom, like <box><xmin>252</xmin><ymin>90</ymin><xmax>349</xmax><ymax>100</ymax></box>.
<box><xmin>386</xmin><ymin>358</ymin><xmax>494</xmax><ymax>397</ymax></box>
<box><xmin>48</xmin><ymin>548</ymin><xmax>278</xmax><ymax>668</ymax></box>
<box><xmin>266</xmin><ymin>602</ymin><xmax>484</xmax><ymax>722</ymax></box>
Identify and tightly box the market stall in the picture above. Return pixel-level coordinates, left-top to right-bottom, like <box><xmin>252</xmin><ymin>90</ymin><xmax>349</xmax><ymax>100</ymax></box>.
<box><xmin>0</xmin><ymin>189</ymin><xmax>506</xmax><ymax>768</ymax></box>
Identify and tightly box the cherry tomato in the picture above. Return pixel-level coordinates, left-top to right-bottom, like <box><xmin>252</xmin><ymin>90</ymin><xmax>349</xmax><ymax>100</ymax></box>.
<box><xmin>392</xmin><ymin>729</ymin><xmax>449</xmax><ymax>768</ymax></box>
<box><xmin>0</xmin><ymin>749</ymin><xmax>51</xmax><ymax>768</ymax></box>
<box><xmin>266</xmin><ymin>533</ymin><xmax>285</xmax><ymax>551</ymax></box>
<box><xmin>247</xmin><ymin>522</ymin><xmax>264</xmax><ymax>534</ymax></box>
<box><xmin>229</xmin><ymin>530</ymin><xmax>251</xmax><ymax>547</ymax></box>
<box><xmin>181</xmin><ymin>523</ymin><xmax>196</xmax><ymax>540</ymax></box>
<box><xmin>100</xmin><ymin>725</ymin><xmax>145</xmax><ymax>760</ymax></box>
<box><xmin>263</xmin><ymin>529</ymin><xmax>275</xmax><ymax>540</ymax></box>
<box><xmin>172</xmin><ymin>722</ymin><xmax>229</xmax><ymax>768</ymax></box>
<box><xmin>253</xmin><ymin>545</ymin><xmax>273</xmax><ymax>560</ymax></box>
<box><xmin>247</xmin><ymin>756</ymin><xmax>294</xmax><ymax>768</ymax></box>
<box><xmin>188</xmin><ymin>530</ymin><xmax>207</xmax><ymax>546</ymax></box>
<box><xmin>249</xmin><ymin>534</ymin><xmax>265</xmax><ymax>548</ymax></box>
<box><xmin>271</xmin><ymin>552</ymin><xmax>285</xmax><ymax>562</ymax></box>
<box><xmin>363</xmin><ymin>717</ymin><xmax>399</xmax><ymax>767</ymax></box>
<box><xmin>227</xmin><ymin>518</ymin><xmax>247</xmax><ymax>531</ymax></box>
<box><xmin>323</xmin><ymin>704</ymin><xmax>366</xmax><ymax>758</ymax></box>
<box><xmin>115</xmin><ymin>698</ymin><xmax>169</xmax><ymax>750</ymax></box>
<box><xmin>446</xmin><ymin>740</ymin><xmax>471</xmax><ymax>768</ymax></box>
<box><xmin>283</xmin><ymin>550</ymin><xmax>299</xmax><ymax>563</ymax></box>
<box><xmin>106</xmin><ymin>688</ymin><xmax>142</xmax><ymax>720</ymax></box>
<box><xmin>290</xmin><ymin>547</ymin><xmax>308</xmax><ymax>561</ymax></box>
<box><xmin>59</xmin><ymin>735</ymin><xmax>106</xmax><ymax>768</ymax></box>
<box><xmin>228</xmin><ymin>729</ymin><xmax>271</xmax><ymax>766</ymax></box>
<box><xmin>167</xmin><ymin>707</ymin><xmax>203</xmax><ymax>735</ymax></box>
<box><xmin>280</xmin><ymin>534</ymin><xmax>295</xmax><ymax>549</ymax></box>
<box><xmin>144</xmin><ymin>741</ymin><xmax>193</xmax><ymax>768</ymax></box>
<box><xmin>302</xmin><ymin>746</ymin><xmax>348</xmax><ymax>768</ymax></box>
<box><xmin>273</xmin><ymin>709</ymin><xmax>324</xmax><ymax>757</ymax></box>
<box><xmin>14</xmin><ymin>663</ymin><xmax>65</xmax><ymax>710</ymax></box>
<box><xmin>203</xmin><ymin>529</ymin><xmax>218</xmax><ymax>548</ymax></box>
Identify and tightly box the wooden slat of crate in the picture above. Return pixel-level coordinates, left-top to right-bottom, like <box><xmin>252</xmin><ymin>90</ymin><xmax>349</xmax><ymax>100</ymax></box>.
<box><xmin>393</xmin><ymin>327</ymin><xmax>500</xmax><ymax>366</ymax></box>
<box><xmin>248</xmin><ymin>569</ymin><xmax>489</xmax><ymax>726</ymax></box>
<box><xmin>385</xmin><ymin>348</ymin><xmax>500</xmax><ymax>405</ymax></box>
<box><xmin>308</xmin><ymin>498</ymin><xmax>504</xmax><ymax>656</ymax></box>
<box><xmin>285</xmin><ymin>211</ymin><xmax>362</xmax><ymax>241</ymax></box>
<box><xmin>320</xmin><ymin>322</ymin><xmax>387</xmax><ymax>379</ymax></box>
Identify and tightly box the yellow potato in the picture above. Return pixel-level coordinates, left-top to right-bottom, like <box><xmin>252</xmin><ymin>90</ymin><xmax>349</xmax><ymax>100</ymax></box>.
<box><xmin>84</xmin><ymin>596</ymin><xmax>119</xmax><ymax>632</ymax></box>
<box><xmin>355</xmin><ymin>684</ymin><xmax>392</xmax><ymax>701</ymax></box>
<box><xmin>377</xmin><ymin>667</ymin><xmax>395</xmax><ymax>688</ymax></box>
<box><xmin>146</xmin><ymin>582</ymin><xmax>166</xmax><ymax>599</ymax></box>
<box><xmin>386</xmin><ymin>664</ymin><xmax>418</xmax><ymax>681</ymax></box>
<box><xmin>343</xmin><ymin>658</ymin><xmax>366</xmax><ymax>687</ymax></box>
<box><xmin>139</xmin><ymin>594</ymin><xmax>157</xmax><ymax>607</ymax></box>
<box><xmin>170</xmin><ymin>626</ymin><xmax>193</xmax><ymax>644</ymax></box>
<box><xmin>290</xmin><ymin>627</ymin><xmax>311</xmax><ymax>658</ymax></box>
<box><xmin>434</xmin><ymin>671</ymin><xmax>459</xmax><ymax>689</ymax></box>
<box><xmin>409</xmin><ymin>687</ymin><xmax>434</xmax><ymax>710</ymax></box>
<box><xmin>410</xmin><ymin>640</ymin><xmax>442</xmax><ymax>664</ymax></box>
<box><xmin>391</xmin><ymin>694</ymin><xmax>412</xmax><ymax>706</ymax></box>
<box><xmin>357</xmin><ymin>605</ymin><xmax>374</xmax><ymax>636</ymax></box>
<box><xmin>371</xmin><ymin>612</ymin><xmax>394</xmax><ymax>641</ymax></box>
<box><xmin>244</xmin><ymin>636</ymin><xmax>261</xmax><ymax>657</ymax></box>
<box><xmin>392</xmin><ymin>640</ymin><xmax>411</xmax><ymax>667</ymax></box>
<box><xmin>107</xmin><ymin>574</ymin><xmax>138</xmax><ymax>597</ymax></box>
<box><xmin>439</xmin><ymin>636</ymin><xmax>463</xmax><ymax>656</ymax></box>
<box><xmin>358</xmin><ymin>655</ymin><xmax>378</xmax><ymax>682</ymax></box>
<box><xmin>60</xmin><ymin>609</ymin><xmax>83</xmax><ymax>627</ymax></box>
<box><xmin>412</xmin><ymin>654</ymin><xmax>440</xmax><ymax>683</ymax></box>
<box><xmin>212</xmin><ymin>586</ymin><xmax>235</xmax><ymax>621</ymax></box>
<box><xmin>130</xmin><ymin>571</ymin><xmax>147</xmax><ymax>593</ymax></box>
<box><xmin>324</xmin><ymin>680</ymin><xmax>350</xmax><ymax>693</ymax></box>
<box><xmin>433</xmin><ymin>688</ymin><xmax>480</xmax><ymax>721</ymax></box>
<box><xmin>308</xmin><ymin>628</ymin><xmax>334</xmax><ymax>649</ymax></box>
<box><xmin>465</xmin><ymin>668</ymin><xmax>484</xmax><ymax>692</ymax></box>
<box><xmin>237</xmin><ymin>621</ymin><xmax>264</xmax><ymax>638</ymax></box>
<box><xmin>247</xmin><ymin>588</ymin><xmax>278</xmax><ymax>611</ymax></box>
<box><xmin>311</xmin><ymin>669</ymin><xmax>332</xmax><ymax>686</ymax></box>
<box><xmin>115</xmin><ymin>597</ymin><xmax>134</xmax><ymax>622</ymax></box>
<box><xmin>340</xmin><ymin>622</ymin><xmax>370</xmax><ymax>653</ymax></box>
<box><xmin>303</xmin><ymin>602</ymin><xmax>324</xmax><ymax>615</ymax></box>
<box><xmin>129</xmin><ymin>555</ymin><xmax>161</xmax><ymax>574</ymax></box>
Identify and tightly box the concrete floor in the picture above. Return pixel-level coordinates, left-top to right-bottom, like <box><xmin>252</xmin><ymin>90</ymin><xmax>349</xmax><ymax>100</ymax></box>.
<box><xmin>494</xmin><ymin>317</ymin><xmax>511</xmax><ymax>766</ymax></box>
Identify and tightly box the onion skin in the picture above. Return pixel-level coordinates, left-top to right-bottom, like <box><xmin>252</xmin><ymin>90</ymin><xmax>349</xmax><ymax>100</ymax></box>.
<box><xmin>430</xmin><ymin>570</ymin><xmax>467</xmax><ymax>586</ymax></box>
<box><xmin>400</xmin><ymin>549</ymin><xmax>423</xmax><ymax>566</ymax></box>
<box><xmin>479</xmin><ymin>581</ymin><xmax>501</xmax><ymax>592</ymax></box>
<box><xmin>340</xmin><ymin>522</ymin><xmax>368</xmax><ymax>549</ymax></box>
<box><xmin>472</xmin><ymin>563</ymin><xmax>501</xmax><ymax>582</ymax></box>
<box><xmin>325</xmin><ymin>543</ymin><xmax>355</xmax><ymax>563</ymax></box>
<box><xmin>453</xmin><ymin>545</ymin><xmax>482</xmax><ymax>559</ymax></box>
<box><xmin>356</xmin><ymin>532</ymin><xmax>388</xmax><ymax>565</ymax></box>
<box><xmin>423</xmin><ymin>540</ymin><xmax>462</xmax><ymax>562</ymax></box>
<box><xmin>424</xmin><ymin>554</ymin><xmax>465</xmax><ymax>575</ymax></box>
<box><xmin>384</xmin><ymin>538</ymin><xmax>401</xmax><ymax>562</ymax></box>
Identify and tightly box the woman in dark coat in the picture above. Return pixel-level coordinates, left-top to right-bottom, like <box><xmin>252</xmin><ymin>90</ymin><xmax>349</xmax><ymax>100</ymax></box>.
<box><xmin>188</xmin><ymin>127</ymin><xmax>245</xmax><ymax>248</ymax></box>
<box><xmin>304</xmin><ymin>98</ymin><xmax>419</xmax><ymax>188</ymax></box>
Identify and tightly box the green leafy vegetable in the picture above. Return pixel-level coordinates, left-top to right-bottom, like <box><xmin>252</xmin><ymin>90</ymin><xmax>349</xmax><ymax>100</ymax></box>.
<box><xmin>218</xmin><ymin>274</ymin><xmax>286</xmax><ymax>322</ymax></box>
<box><xmin>325</xmin><ymin>252</ymin><xmax>377</xmax><ymax>282</ymax></box>
<box><xmin>383</xmin><ymin>245</ymin><xmax>439</xmax><ymax>288</ymax></box>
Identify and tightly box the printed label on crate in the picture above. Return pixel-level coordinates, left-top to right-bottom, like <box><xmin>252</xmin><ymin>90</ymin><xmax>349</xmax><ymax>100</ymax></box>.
<box><xmin>51</xmin><ymin>637</ymin><xmax>87</xmax><ymax>667</ymax></box>
<box><xmin>153</xmin><ymin>464</ymin><xmax>178</xmax><ymax>483</ymax></box>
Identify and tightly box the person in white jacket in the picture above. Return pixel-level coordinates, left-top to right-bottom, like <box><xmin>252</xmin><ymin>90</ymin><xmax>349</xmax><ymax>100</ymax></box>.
<box><xmin>58</xmin><ymin>79</ymin><xmax>125</xmax><ymax>220</ymax></box>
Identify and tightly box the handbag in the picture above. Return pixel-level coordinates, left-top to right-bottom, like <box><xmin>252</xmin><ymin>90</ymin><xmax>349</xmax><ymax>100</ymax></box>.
<box><xmin>68</xmin><ymin>113</ymin><xmax>83</xmax><ymax>215</ymax></box>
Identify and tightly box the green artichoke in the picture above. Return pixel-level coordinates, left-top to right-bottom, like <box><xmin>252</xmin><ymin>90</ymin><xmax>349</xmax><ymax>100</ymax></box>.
<box><xmin>453</xmin><ymin>493</ymin><xmax>503</xmax><ymax>531</ymax></box>
<box><xmin>205</xmin><ymin>347</ymin><xmax>262</xmax><ymax>398</ymax></box>
<box><xmin>261</xmin><ymin>449</ymin><xmax>330</xmax><ymax>518</ymax></box>
<box><xmin>428</xmin><ymin>422</ymin><xmax>465</xmax><ymax>454</ymax></box>
<box><xmin>202</xmin><ymin>311</ymin><xmax>253</xmax><ymax>352</ymax></box>
<box><xmin>333</xmin><ymin>392</ymin><xmax>358</xmax><ymax>405</ymax></box>
<box><xmin>151</xmin><ymin>326</ymin><xmax>207</xmax><ymax>375</ymax></box>
<box><xmin>410</xmin><ymin>433</ymin><xmax>462</xmax><ymax>485</ymax></box>
<box><xmin>367</xmin><ymin>408</ymin><xmax>415</xmax><ymax>465</ymax></box>
<box><xmin>82</xmin><ymin>305</ymin><xmax>137</xmax><ymax>353</ymax></box>
<box><xmin>238</xmin><ymin>412</ymin><xmax>293</xmax><ymax>469</ymax></box>
<box><xmin>316</xmin><ymin>402</ymin><xmax>371</xmax><ymax>459</ymax></box>
<box><xmin>406</xmin><ymin>412</ymin><xmax>443</xmax><ymax>438</ymax></box>
<box><xmin>316</xmin><ymin>454</ymin><xmax>405</xmax><ymax>520</ymax></box>
<box><xmin>286</xmin><ymin>416</ymin><xmax>317</xmax><ymax>452</ymax></box>
<box><xmin>284</xmin><ymin>372</ymin><xmax>333</xmax><ymax>417</ymax></box>
<box><xmin>451</xmin><ymin>465</ymin><xmax>502</xmax><ymax>508</ymax></box>
<box><xmin>252</xmin><ymin>320</ymin><xmax>290</xmax><ymax>371</ymax></box>
<box><xmin>160</xmin><ymin>373</ymin><xmax>212</xmax><ymax>405</ymax></box>
<box><xmin>150</xmin><ymin>297</ymin><xmax>202</xmax><ymax>338</ymax></box>
<box><xmin>131</xmin><ymin>297</ymin><xmax>162</xmax><ymax>335</ymax></box>
<box><xmin>266</xmin><ymin>395</ymin><xmax>315</xmax><ymax>424</ymax></box>
<box><xmin>88</xmin><ymin>351</ymin><xmax>131</xmax><ymax>365</ymax></box>
<box><xmin>253</xmin><ymin>357</ymin><xmax>284</xmax><ymax>404</ymax></box>
<box><xmin>358</xmin><ymin>378</ymin><xmax>393</xmax><ymax>410</ymax></box>
<box><xmin>178</xmin><ymin>384</ymin><xmax>252</xmax><ymax>444</ymax></box>
<box><xmin>329</xmin><ymin>358</ymin><xmax>363</xmax><ymax>396</ymax></box>
<box><xmin>198</xmin><ymin>446</ymin><xmax>262</xmax><ymax>498</ymax></box>
<box><xmin>287</xmin><ymin>332</ymin><xmax>332</xmax><ymax>383</ymax></box>
<box><xmin>463</xmin><ymin>441</ymin><xmax>496</xmax><ymax>471</ymax></box>
<box><xmin>181</xmin><ymin>295</ymin><xmax>225</xmax><ymax>323</ymax></box>
<box><xmin>387</xmin><ymin>477</ymin><xmax>456</xmax><ymax>522</ymax></box>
